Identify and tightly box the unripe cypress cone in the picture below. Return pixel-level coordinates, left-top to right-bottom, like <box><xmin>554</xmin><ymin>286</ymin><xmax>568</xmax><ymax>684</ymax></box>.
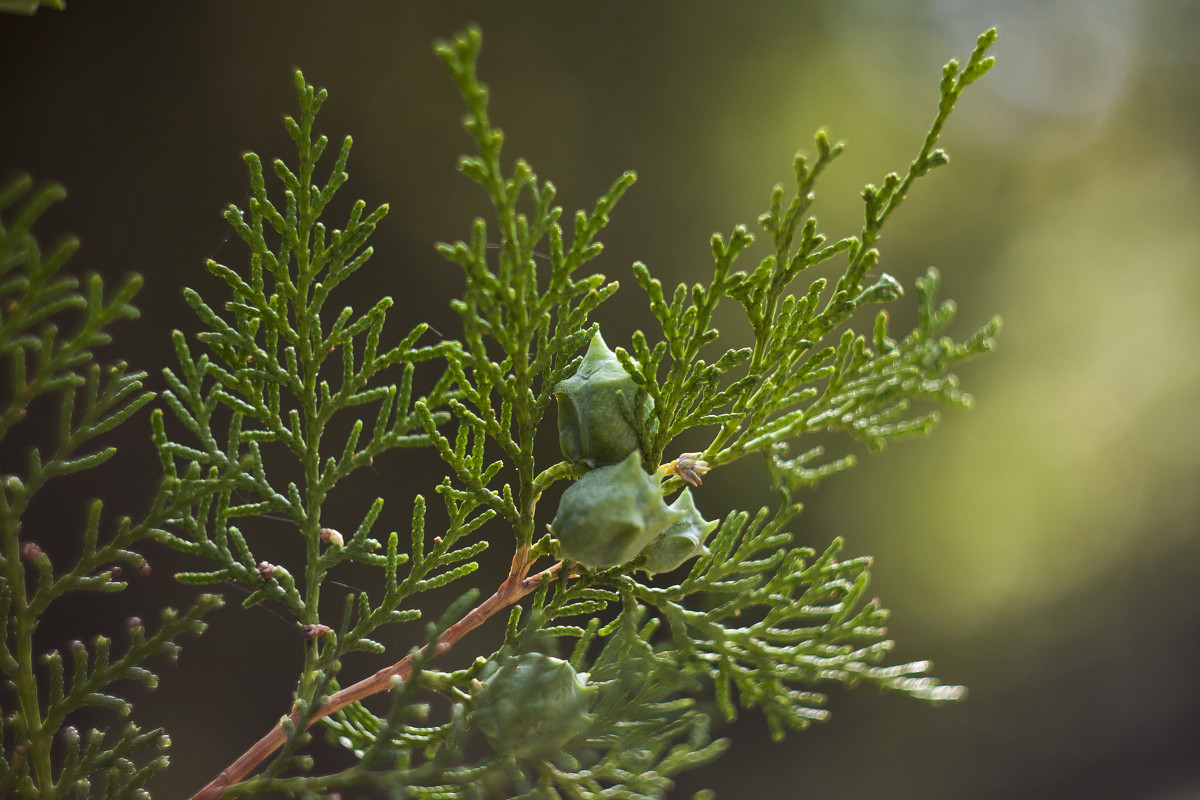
<box><xmin>639</xmin><ymin>487</ymin><xmax>718</xmax><ymax>575</ymax></box>
<box><xmin>551</xmin><ymin>450</ymin><xmax>684</xmax><ymax>568</ymax></box>
<box><xmin>554</xmin><ymin>331</ymin><xmax>655</xmax><ymax>467</ymax></box>
<box><xmin>472</xmin><ymin>652</ymin><xmax>594</xmax><ymax>757</ymax></box>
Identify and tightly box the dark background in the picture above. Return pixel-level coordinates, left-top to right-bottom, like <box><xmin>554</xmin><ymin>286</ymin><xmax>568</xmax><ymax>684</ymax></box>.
<box><xmin>3</xmin><ymin>2</ymin><xmax>1199</xmax><ymax>798</ymax></box>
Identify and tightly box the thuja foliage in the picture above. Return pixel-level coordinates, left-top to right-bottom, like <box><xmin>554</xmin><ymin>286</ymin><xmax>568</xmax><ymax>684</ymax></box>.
<box><xmin>0</xmin><ymin>175</ymin><xmax>222</xmax><ymax>799</ymax></box>
<box><xmin>1</xmin><ymin>20</ymin><xmax>1001</xmax><ymax>800</ymax></box>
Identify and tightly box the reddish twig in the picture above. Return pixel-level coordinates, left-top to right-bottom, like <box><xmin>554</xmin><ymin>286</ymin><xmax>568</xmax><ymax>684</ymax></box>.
<box><xmin>188</xmin><ymin>548</ymin><xmax>560</xmax><ymax>800</ymax></box>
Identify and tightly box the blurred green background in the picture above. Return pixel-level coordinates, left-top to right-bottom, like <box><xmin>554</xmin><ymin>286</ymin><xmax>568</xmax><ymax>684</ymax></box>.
<box><xmin>2</xmin><ymin>2</ymin><xmax>1198</xmax><ymax>798</ymax></box>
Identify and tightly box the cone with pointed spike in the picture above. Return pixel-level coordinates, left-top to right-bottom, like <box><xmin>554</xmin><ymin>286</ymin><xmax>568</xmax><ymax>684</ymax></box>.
<box><xmin>639</xmin><ymin>488</ymin><xmax>718</xmax><ymax>575</ymax></box>
<box><xmin>551</xmin><ymin>451</ymin><xmax>685</xmax><ymax>568</ymax></box>
<box><xmin>554</xmin><ymin>332</ymin><xmax>656</xmax><ymax>468</ymax></box>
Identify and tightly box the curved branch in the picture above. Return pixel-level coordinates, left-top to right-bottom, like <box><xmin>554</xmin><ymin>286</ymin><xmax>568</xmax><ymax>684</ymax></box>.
<box><xmin>189</xmin><ymin>549</ymin><xmax>560</xmax><ymax>800</ymax></box>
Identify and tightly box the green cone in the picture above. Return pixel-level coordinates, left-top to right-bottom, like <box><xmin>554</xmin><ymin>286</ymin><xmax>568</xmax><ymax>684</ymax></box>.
<box><xmin>473</xmin><ymin>652</ymin><xmax>595</xmax><ymax>758</ymax></box>
<box><xmin>639</xmin><ymin>488</ymin><xmax>718</xmax><ymax>575</ymax></box>
<box><xmin>554</xmin><ymin>331</ymin><xmax>655</xmax><ymax>467</ymax></box>
<box><xmin>551</xmin><ymin>451</ymin><xmax>684</xmax><ymax>568</ymax></box>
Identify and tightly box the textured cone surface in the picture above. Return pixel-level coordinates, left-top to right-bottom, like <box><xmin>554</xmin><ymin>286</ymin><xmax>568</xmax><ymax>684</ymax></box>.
<box><xmin>551</xmin><ymin>451</ymin><xmax>684</xmax><ymax>568</ymax></box>
<box><xmin>473</xmin><ymin>653</ymin><xmax>594</xmax><ymax>757</ymax></box>
<box><xmin>640</xmin><ymin>488</ymin><xmax>718</xmax><ymax>574</ymax></box>
<box><xmin>554</xmin><ymin>332</ymin><xmax>653</xmax><ymax>467</ymax></box>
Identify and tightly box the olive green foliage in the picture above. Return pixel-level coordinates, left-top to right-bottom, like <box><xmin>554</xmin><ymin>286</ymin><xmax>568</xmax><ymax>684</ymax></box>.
<box><xmin>331</xmin><ymin>25</ymin><xmax>994</xmax><ymax>796</ymax></box>
<box><xmin>0</xmin><ymin>176</ymin><xmax>222</xmax><ymax>799</ymax></box>
<box><xmin>2</xmin><ymin>18</ymin><xmax>1001</xmax><ymax>800</ymax></box>
<box><xmin>151</xmin><ymin>70</ymin><xmax>476</xmax><ymax>786</ymax></box>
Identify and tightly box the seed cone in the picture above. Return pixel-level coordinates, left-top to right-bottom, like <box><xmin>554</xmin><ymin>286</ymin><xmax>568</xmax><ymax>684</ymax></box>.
<box><xmin>554</xmin><ymin>332</ymin><xmax>655</xmax><ymax>467</ymax></box>
<box><xmin>473</xmin><ymin>652</ymin><xmax>594</xmax><ymax>757</ymax></box>
<box><xmin>551</xmin><ymin>451</ymin><xmax>684</xmax><ymax>568</ymax></box>
<box><xmin>639</xmin><ymin>488</ymin><xmax>717</xmax><ymax>575</ymax></box>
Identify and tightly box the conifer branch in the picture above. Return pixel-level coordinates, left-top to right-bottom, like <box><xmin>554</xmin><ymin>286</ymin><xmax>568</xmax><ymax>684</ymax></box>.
<box><xmin>186</xmin><ymin>27</ymin><xmax>998</xmax><ymax>798</ymax></box>
<box><xmin>188</xmin><ymin>554</ymin><xmax>562</xmax><ymax>800</ymax></box>
<box><xmin>0</xmin><ymin>175</ymin><xmax>223</xmax><ymax>800</ymax></box>
<box><xmin>6</xmin><ymin>19</ymin><xmax>1001</xmax><ymax>800</ymax></box>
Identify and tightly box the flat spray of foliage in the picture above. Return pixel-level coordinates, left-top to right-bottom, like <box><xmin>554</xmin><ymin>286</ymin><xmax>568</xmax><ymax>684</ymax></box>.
<box><xmin>1</xmin><ymin>20</ymin><xmax>1000</xmax><ymax>800</ymax></box>
<box><xmin>0</xmin><ymin>175</ymin><xmax>222</xmax><ymax>799</ymax></box>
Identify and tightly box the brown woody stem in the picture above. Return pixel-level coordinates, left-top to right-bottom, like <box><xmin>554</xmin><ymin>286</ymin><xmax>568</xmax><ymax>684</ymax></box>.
<box><xmin>188</xmin><ymin>548</ymin><xmax>559</xmax><ymax>800</ymax></box>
